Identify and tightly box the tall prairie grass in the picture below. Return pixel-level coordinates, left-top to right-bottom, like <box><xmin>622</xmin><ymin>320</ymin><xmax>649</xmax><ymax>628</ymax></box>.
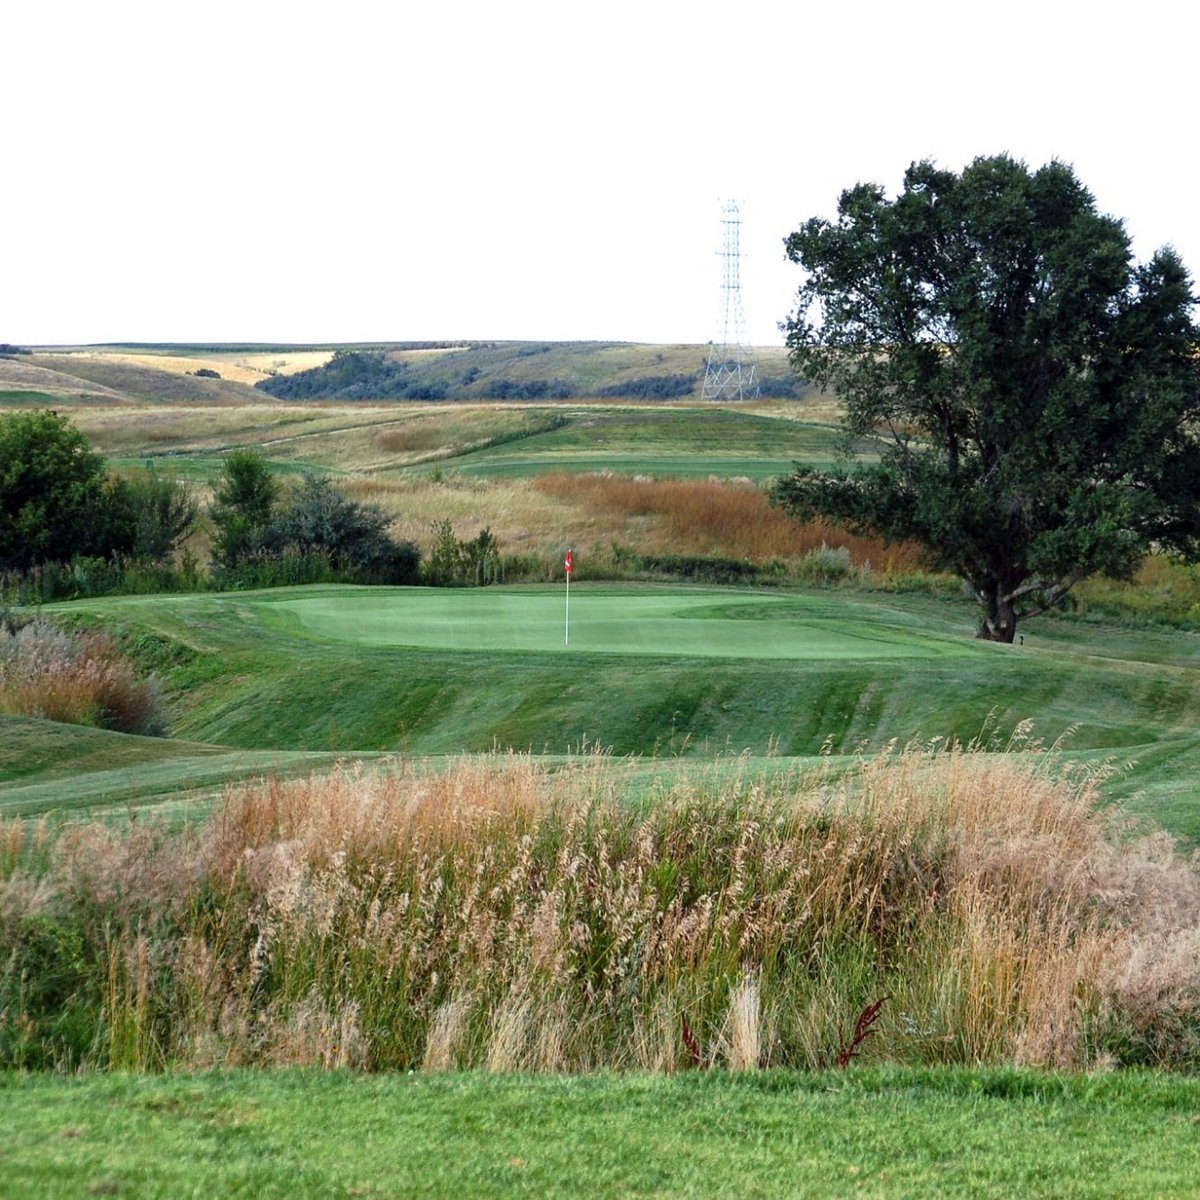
<box><xmin>535</xmin><ymin>473</ymin><xmax>927</xmax><ymax>573</ymax></box>
<box><xmin>0</xmin><ymin>616</ymin><xmax>166</xmax><ymax>734</ymax></box>
<box><xmin>3</xmin><ymin>739</ymin><xmax>1198</xmax><ymax>1072</ymax></box>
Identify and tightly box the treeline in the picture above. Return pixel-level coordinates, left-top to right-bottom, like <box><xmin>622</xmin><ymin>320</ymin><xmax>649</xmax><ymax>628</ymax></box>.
<box><xmin>255</xmin><ymin>350</ymin><xmax>448</xmax><ymax>401</ymax></box>
<box><xmin>595</xmin><ymin>375</ymin><xmax>696</xmax><ymax>399</ymax></box>
<box><xmin>0</xmin><ymin>412</ymin><xmax>456</xmax><ymax>603</ymax></box>
<box><xmin>250</xmin><ymin>350</ymin><xmax>767</xmax><ymax>403</ymax></box>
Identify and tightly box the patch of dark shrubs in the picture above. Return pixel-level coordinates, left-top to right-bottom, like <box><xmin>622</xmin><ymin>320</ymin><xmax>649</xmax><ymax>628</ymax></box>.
<box><xmin>191</xmin><ymin>367</ymin><xmax>222</xmax><ymax>379</ymax></box>
<box><xmin>482</xmin><ymin>378</ymin><xmax>575</xmax><ymax>400</ymax></box>
<box><xmin>0</xmin><ymin>344</ymin><xmax>32</xmax><ymax>357</ymax></box>
<box><xmin>639</xmin><ymin>554</ymin><xmax>760</xmax><ymax>584</ymax></box>
<box><xmin>756</xmin><ymin>376</ymin><xmax>803</xmax><ymax>398</ymax></box>
<box><xmin>595</xmin><ymin>375</ymin><xmax>697</xmax><ymax>399</ymax></box>
<box><xmin>254</xmin><ymin>350</ymin><xmax>419</xmax><ymax>401</ymax></box>
<box><xmin>214</xmin><ymin>473</ymin><xmax>421</xmax><ymax>589</ymax></box>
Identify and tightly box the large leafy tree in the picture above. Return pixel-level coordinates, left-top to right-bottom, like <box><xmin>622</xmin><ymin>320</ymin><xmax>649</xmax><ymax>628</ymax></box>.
<box><xmin>772</xmin><ymin>155</ymin><xmax>1200</xmax><ymax>641</ymax></box>
<box><xmin>0</xmin><ymin>410</ymin><xmax>132</xmax><ymax>570</ymax></box>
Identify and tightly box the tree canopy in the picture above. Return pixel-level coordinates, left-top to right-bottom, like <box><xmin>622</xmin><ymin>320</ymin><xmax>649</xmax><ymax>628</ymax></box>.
<box><xmin>0</xmin><ymin>410</ymin><xmax>130</xmax><ymax>570</ymax></box>
<box><xmin>772</xmin><ymin>155</ymin><xmax>1200</xmax><ymax>641</ymax></box>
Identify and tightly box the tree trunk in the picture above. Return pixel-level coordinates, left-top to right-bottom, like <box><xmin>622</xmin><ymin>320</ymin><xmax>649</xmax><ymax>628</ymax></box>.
<box><xmin>975</xmin><ymin>584</ymin><xmax>1018</xmax><ymax>643</ymax></box>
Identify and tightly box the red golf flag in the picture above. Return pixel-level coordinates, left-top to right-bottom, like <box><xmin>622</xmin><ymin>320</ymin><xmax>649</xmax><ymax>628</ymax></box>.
<box><xmin>564</xmin><ymin>549</ymin><xmax>574</xmax><ymax>575</ymax></box>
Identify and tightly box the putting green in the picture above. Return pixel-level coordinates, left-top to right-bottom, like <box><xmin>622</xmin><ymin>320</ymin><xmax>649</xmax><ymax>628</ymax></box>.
<box><xmin>260</xmin><ymin>587</ymin><xmax>976</xmax><ymax>660</ymax></box>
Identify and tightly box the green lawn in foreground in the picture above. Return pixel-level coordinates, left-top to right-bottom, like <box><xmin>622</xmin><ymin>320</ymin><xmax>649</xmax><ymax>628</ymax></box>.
<box><xmin>3</xmin><ymin>1068</ymin><xmax>1198</xmax><ymax>1199</ymax></box>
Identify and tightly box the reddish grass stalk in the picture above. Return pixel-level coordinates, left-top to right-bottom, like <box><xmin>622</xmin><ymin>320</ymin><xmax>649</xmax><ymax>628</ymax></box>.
<box><xmin>837</xmin><ymin>997</ymin><xmax>889</xmax><ymax>1068</ymax></box>
<box><xmin>681</xmin><ymin>1013</ymin><xmax>705</xmax><ymax>1069</ymax></box>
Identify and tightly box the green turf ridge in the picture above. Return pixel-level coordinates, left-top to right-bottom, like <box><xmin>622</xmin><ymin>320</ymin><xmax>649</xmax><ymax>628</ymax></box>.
<box><xmin>0</xmin><ymin>714</ymin><xmax>385</xmax><ymax>818</ymax></box>
<box><xmin>91</xmin><ymin>405</ymin><xmax>860</xmax><ymax>483</ymax></box>
<box><xmin>413</xmin><ymin>406</ymin><xmax>876</xmax><ymax>478</ymax></box>
<box><xmin>9</xmin><ymin>583</ymin><xmax>1198</xmax><ymax>837</ymax></box>
<box><xmin>3</xmin><ymin>1067</ymin><xmax>1199</xmax><ymax>1199</ymax></box>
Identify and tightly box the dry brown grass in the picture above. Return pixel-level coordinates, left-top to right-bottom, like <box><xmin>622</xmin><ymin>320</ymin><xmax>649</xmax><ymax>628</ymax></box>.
<box><xmin>346</xmin><ymin>475</ymin><xmax>585</xmax><ymax>559</ymax></box>
<box><xmin>45</xmin><ymin>350</ymin><xmax>335</xmax><ymax>387</ymax></box>
<box><xmin>535</xmin><ymin>473</ymin><xmax>926</xmax><ymax>571</ymax></box>
<box><xmin>342</xmin><ymin>470</ymin><xmax>928</xmax><ymax>577</ymax></box>
<box><xmin>0</xmin><ymin>619</ymin><xmax>166</xmax><ymax>734</ymax></box>
<box><xmin>7</xmin><ymin>742</ymin><xmax>1200</xmax><ymax>1073</ymax></box>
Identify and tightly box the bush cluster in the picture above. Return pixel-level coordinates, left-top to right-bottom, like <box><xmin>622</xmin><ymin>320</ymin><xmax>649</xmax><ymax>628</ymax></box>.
<box><xmin>0</xmin><ymin>414</ymin><xmax>429</xmax><ymax>600</ymax></box>
<box><xmin>254</xmin><ymin>350</ymin><xmax>448</xmax><ymax>401</ymax></box>
<box><xmin>0</xmin><ymin>411</ymin><xmax>199</xmax><ymax>578</ymax></box>
<box><xmin>0</xmin><ymin>615</ymin><xmax>167</xmax><ymax>735</ymax></box>
<box><xmin>595</xmin><ymin>375</ymin><xmax>696</xmax><ymax>400</ymax></box>
<box><xmin>210</xmin><ymin>453</ymin><xmax>420</xmax><ymax>588</ymax></box>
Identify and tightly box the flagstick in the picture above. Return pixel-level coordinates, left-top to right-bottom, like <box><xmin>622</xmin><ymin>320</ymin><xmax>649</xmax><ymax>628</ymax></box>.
<box><xmin>565</xmin><ymin>567</ymin><xmax>570</xmax><ymax>646</ymax></box>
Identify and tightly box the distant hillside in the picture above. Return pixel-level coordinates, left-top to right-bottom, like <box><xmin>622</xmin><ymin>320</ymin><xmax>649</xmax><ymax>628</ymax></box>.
<box><xmin>0</xmin><ymin>353</ymin><xmax>264</xmax><ymax>406</ymax></box>
<box><xmin>3</xmin><ymin>341</ymin><xmax>802</xmax><ymax>406</ymax></box>
<box><xmin>254</xmin><ymin>341</ymin><xmax>802</xmax><ymax>402</ymax></box>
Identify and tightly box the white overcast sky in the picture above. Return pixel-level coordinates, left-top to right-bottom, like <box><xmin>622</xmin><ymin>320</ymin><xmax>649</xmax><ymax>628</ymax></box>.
<box><xmin>4</xmin><ymin>0</ymin><xmax>1196</xmax><ymax>347</ymax></box>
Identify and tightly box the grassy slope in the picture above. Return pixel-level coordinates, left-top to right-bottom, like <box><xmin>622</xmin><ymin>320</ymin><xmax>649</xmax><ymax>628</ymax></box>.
<box><xmin>81</xmin><ymin>405</ymin><xmax>852</xmax><ymax>483</ymax></box>
<box><xmin>22</xmin><ymin>354</ymin><xmax>267</xmax><ymax>405</ymax></box>
<box><xmin>4</xmin><ymin>1068</ymin><xmax>1200</xmax><ymax>1200</ymax></box>
<box><xmin>428</xmin><ymin>406</ymin><xmax>870</xmax><ymax>478</ymax></box>
<box><xmin>10</xmin><ymin>341</ymin><xmax>797</xmax><ymax>403</ymax></box>
<box><xmin>9</xmin><ymin>584</ymin><xmax>1200</xmax><ymax>838</ymax></box>
<box><xmin>6</xmin><ymin>343</ymin><xmax>835</xmax><ymax>481</ymax></box>
<box><xmin>0</xmin><ymin>715</ymin><xmax>349</xmax><ymax>818</ymax></box>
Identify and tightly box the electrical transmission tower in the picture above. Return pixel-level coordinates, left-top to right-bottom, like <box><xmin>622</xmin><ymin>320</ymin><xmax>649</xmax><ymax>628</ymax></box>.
<box><xmin>702</xmin><ymin>200</ymin><xmax>759</xmax><ymax>401</ymax></box>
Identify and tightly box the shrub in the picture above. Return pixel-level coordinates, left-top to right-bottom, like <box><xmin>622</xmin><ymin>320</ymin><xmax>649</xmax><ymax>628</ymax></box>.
<box><xmin>795</xmin><ymin>543</ymin><xmax>854</xmax><ymax>584</ymax></box>
<box><xmin>595</xmin><ymin>375</ymin><xmax>696</xmax><ymax>399</ymax></box>
<box><xmin>208</xmin><ymin>449</ymin><xmax>279</xmax><ymax>570</ymax></box>
<box><xmin>423</xmin><ymin>520</ymin><xmax>500</xmax><ymax>586</ymax></box>
<box><xmin>0</xmin><ymin>618</ymin><xmax>167</xmax><ymax>735</ymax></box>
<box><xmin>121</xmin><ymin>472</ymin><xmax>201</xmax><ymax>562</ymax></box>
<box><xmin>260</xmin><ymin>475</ymin><xmax>420</xmax><ymax>585</ymax></box>
<box><xmin>482</xmin><ymin>378</ymin><xmax>574</xmax><ymax>400</ymax></box>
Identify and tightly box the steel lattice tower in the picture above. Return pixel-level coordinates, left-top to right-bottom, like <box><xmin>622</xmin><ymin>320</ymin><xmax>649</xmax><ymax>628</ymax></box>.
<box><xmin>702</xmin><ymin>200</ymin><xmax>759</xmax><ymax>401</ymax></box>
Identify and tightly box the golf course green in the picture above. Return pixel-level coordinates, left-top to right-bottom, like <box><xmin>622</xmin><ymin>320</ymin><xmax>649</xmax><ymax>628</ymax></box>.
<box><xmin>260</xmin><ymin>586</ymin><xmax>976</xmax><ymax>659</ymax></box>
<box><xmin>6</xmin><ymin>582</ymin><xmax>1199</xmax><ymax>838</ymax></box>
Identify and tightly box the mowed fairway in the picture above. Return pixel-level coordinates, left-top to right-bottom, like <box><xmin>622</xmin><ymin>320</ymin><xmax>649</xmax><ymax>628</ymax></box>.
<box><xmin>8</xmin><ymin>582</ymin><xmax>1200</xmax><ymax>838</ymax></box>
<box><xmin>263</xmin><ymin>587</ymin><xmax>972</xmax><ymax>660</ymax></box>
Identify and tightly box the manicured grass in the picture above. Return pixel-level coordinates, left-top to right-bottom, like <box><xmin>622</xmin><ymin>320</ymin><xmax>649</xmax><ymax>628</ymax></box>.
<box><xmin>0</xmin><ymin>715</ymin><xmax>351</xmax><ymax>817</ymax></box>
<box><xmin>264</xmin><ymin>587</ymin><xmax>974</xmax><ymax>659</ymax></box>
<box><xmin>425</xmin><ymin>407</ymin><xmax>871</xmax><ymax>478</ymax></box>
<box><xmin>8</xmin><ymin>584</ymin><xmax>1200</xmax><ymax>838</ymax></box>
<box><xmin>4</xmin><ymin>1068</ymin><xmax>1200</xmax><ymax>1199</ymax></box>
<box><xmin>94</xmin><ymin>405</ymin><xmax>854</xmax><ymax>483</ymax></box>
